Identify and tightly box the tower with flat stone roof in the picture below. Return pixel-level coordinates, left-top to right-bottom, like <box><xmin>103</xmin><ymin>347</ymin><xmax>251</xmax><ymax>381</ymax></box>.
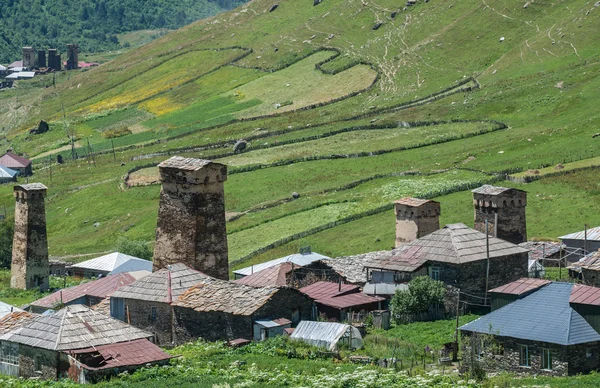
<box><xmin>394</xmin><ymin>197</ymin><xmax>441</xmax><ymax>247</ymax></box>
<box><xmin>11</xmin><ymin>183</ymin><xmax>49</xmax><ymax>290</ymax></box>
<box><xmin>472</xmin><ymin>185</ymin><xmax>527</xmax><ymax>244</ymax></box>
<box><xmin>153</xmin><ymin>156</ymin><xmax>229</xmax><ymax>279</ymax></box>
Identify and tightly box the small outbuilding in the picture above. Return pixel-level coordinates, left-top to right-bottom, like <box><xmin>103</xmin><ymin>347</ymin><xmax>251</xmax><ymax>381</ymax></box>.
<box><xmin>0</xmin><ymin>152</ymin><xmax>31</xmax><ymax>176</ymax></box>
<box><xmin>233</xmin><ymin>249</ymin><xmax>330</xmax><ymax>279</ymax></box>
<box><xmin>291</xmin><ymin>321</ymin><xmax>363</xmax><ymax>350</ymax></box>
<box><xmin>68</xmin><ymin>252</ymin><xmax>152</xmax><ymax>278</ymax></box>
<box><xmin>559</xmin><ymin>226</ymin><xmax>600</xmax><ymax>261</ymax></box>
<box><xmin>0</xmin><ymin>165</ymin><xmax>17</xmax><ymax>183</ymax></box>
<box><xmin>253</xmin><ymin>318</ymin><xmax>292</xmax><ymax>341</ymax></box>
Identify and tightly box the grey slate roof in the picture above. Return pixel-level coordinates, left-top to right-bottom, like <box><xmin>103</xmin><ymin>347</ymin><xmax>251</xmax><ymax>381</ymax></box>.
<box><xmin>18</xmin><ymin>183</ymin><xmax>47</xmax><ymax>191</ymax></box>
<box><xmin>460</xmin><ymin>282</ymin><xmax>600</xmax><ymax>345</ymax></box>
<box><xmin>321</xmin><ymin>253</ymin><xmax>379</xmax><ymax>284</ymax></box>
<box><xmin>365</xmin><ymin>223</ymin><xmax>528</xmax><ymax>272</ymax></box>
<box><xmin>0</xmin><ymin>305</ymin><xmax>152</xmax><ymax>351</ymax></box>
<box><xmin>111</xmin><ymin>263</ymin><xmax>210</xmax><ymax>303</ymax></box>
<box><xmin>472</xmin><ymin>185</ymin><xmax>524</xmax><ymax>195</ymax></box>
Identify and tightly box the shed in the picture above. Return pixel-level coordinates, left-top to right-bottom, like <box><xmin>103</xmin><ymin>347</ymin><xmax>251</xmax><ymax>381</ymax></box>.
<box><xmin>291</xmin><ymin>321</ymin><xmax>363</xmax><ymax>350</ymax></box>
<box><xmin>0</xmin><ymin>165</ymin><xmax>17</xmax><ymax>183</ymax></box>
<box><xmin>68</xmin><ymin>252</ymin><xmax>152</xmax><ymax>278</ymax></box>
<box><xmin>559</xmin><ymin>226</ymin><xmax>600</xmax><ymax>261</ymax></box>
<box><xmin>253</xmin><ymin>318</ymin><xmax>292</xmax><ymax>341</ymax></box>
<box><xmin>0</xmin><ymin>152</ymin><xmax>32</xmax><ymax>176</ymax></box>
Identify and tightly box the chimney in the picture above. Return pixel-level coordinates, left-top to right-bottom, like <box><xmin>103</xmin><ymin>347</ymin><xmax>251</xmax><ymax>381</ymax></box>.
<box><xmin>11</xmin><ymin>183</ymin><xmax>50</xmax><ymax>291</ymax></box>
<box><xmin>394</xmin><ymin>198</ymin><xmax>440</xmax><ymax>247</ymax></box>
<box><xmin>472</xmin><ymin>185</ymin><xmax>527</xmax><ymax>244</ymax></box>
<box><xmin>152</xmin><ymin>156</ymin><xmax>229</xmax><ymax>279</ymax></box>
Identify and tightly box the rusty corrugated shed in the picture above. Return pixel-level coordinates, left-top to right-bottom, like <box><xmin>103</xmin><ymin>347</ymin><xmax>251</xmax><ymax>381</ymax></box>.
<box><xmin>67</xmin><ymin>339</ymin><xmax>171</xmax><ymax>370</ymax></box>
<box><xmin>300</xmin><ymin>281</ymin><xmax>359</xmax><ymax>300</ymax></box>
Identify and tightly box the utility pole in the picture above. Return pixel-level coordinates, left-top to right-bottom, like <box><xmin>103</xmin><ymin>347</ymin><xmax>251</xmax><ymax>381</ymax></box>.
<box><xmin>584</xmin><ymin>224</ymin><xmax>589</xmax><ymax>256</ymax></box>
<box><xmin>484</xmin><ymin>219</ymin><xmax>490</xmax><ymax>306</ymax></box>
<box><xmin>111</xmin><ymin>139</ymin><xmax>116</xmax><ymax>162</ymax></box>
<box><xmin>453</xmin><ymin>289</ymin><xmax>460</xmax><ymax>362</ymax></box>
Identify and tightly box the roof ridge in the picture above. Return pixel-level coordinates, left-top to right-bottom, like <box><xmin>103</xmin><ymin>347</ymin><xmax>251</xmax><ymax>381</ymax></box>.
<box><xmin>54</xmin><ymin>308</ymin><xmax>68</xmax><ymax>351</ymax></box>
<box><xmin>566</xmin><ymin>307</ymin><xmax>573</xmax><ymax>344</ymax></box>
<box><xmin>447</xmin><ymin>228</ymin><xmax>462</xmax><ymax>264</ymax></box>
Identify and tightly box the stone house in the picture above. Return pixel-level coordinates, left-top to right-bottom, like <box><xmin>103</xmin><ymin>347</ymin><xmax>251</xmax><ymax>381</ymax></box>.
<box><xmin>568</xmin><ymin>250</ymin><xmax>600</xmax><ymax>286</ymax></box>
<box><xmin>109</xmin><ymin>263</ymin><xmax>211</xmax><ymax>345</ymax></box>
<box><xmin>460</xmin><ymin>282</ymin><xmax>600</xmax><ymax>376</ymax></box>
<box><xmin>173</xmin><ymin>277</ymin><xmax>314</xmax><ymax>343</ymax></box>
<box><xmin>363</xmin><ymin>223</ymin><xmax>529</xmax><ymax>303</ymax></box>
<box><xmin>0</xmin><ymin>305</ymin><xmax>171</xmax><ymax>382</ymax></box>
<box><xmin>288</xmin><ymin>254</ymin><xmax>370</xmax><ymax>289</ymax></box>
<box><xmin>233</xmin><ymin>249</ymin><xmax>330</xmax><ymax>280</ymax></box>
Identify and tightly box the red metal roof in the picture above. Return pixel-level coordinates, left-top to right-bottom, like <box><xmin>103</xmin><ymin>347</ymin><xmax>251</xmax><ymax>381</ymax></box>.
<box><xmin>273</xmin><ymin>318</ymin><xmax>292</xmax><ymax>326</ymax></box>
<box><xmin>234</xmin><ymin>262</ymin><xmax>292</xmax><ymax>287</ymax></box>
<box><xmin>0</xmin><ymin>152</ymin><xmax>31</xmax><ymax>168</ymax></box>
<box><xmin>68</xmin><ymin>339</ymin><xmax>172</xmax><ymax>370</ymax></box>
<box><xmin>300</xmin><ymin>281</ymin><xmax>359</xmax><ymax>300</ymax></box>
<box><xmin>315</xmin><ymin>293</ymin><xmax>385</xmax><ymax>309</ymax></box>
<box><xmin>32</xmin><ymin>273</ymin><xmax>137</xmax><ymax>308</ymax></box>
<box><xmin>488</xmin><ymin>278</ymin><xmax>550</xmax><ymax>295</ymax></box>
<box><xmin>570</xmin><ymin>284</ymin><xmax>600</xmax><ymax>306</ymax></box>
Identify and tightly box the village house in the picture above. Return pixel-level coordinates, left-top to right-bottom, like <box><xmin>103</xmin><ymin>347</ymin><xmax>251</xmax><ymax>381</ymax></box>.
<box><xmin>0</xmin><ymin>152</ymin><xmax>32</xmax><ymax>176</ymax></box>
<box><xmin>460</xmin><ymin>281</ymin><xmax>600</xmax><ymax>376</ymax></box>
<box><xmin>233</xmin><ymin>248</ymin><xmax>330</xmax><ymax>280</ymax></box>
<box><xmin>29</xmin><ymin>272</ymin><xmax>148</xmax><ymax>314</ymax></box>
<box><xmin>0</xmin><ymin>165</ymin><xmax>17</xmax><ymax>184</ymax></box>
<box><xmin>0</xmin><ymin>305</ymin><xmax>171</xmax><ymax>383</ymax></box>
<box><xmin>289</xmin><ymin>254</ymin><xmax>370</xmax><ymax>288</ymax></box>
<box><xmin>173</xmin><ymin>277</ymin><xmax>314</xmax><ymax>343</ymax></box>
<box><xmin>0</xmin><ymin>311</ymin><xmax>36</xmax><ymax>335</ymax></box>
<box><xmin>299</xmin><ymin>281</ymin><xmax>384</xmax><ymax>321</ymax></box>
<box><xmin>519</xmin><ymin>241</ymin><xmax>563</xmax><ymax>267</ymax></box>
<box><xmin>67</xmin><ymin>252</ymin><xmax>152</xmax><ymax>278</ymax></box>
<box><xmin>560</xmin><ymin>226</ymin><xmax>600</xmax><ymax>262</ymax></box>
<box><xmin>568</xmin><ymin>250</ymin><xmax>600</xmax><ymax>287</ymax></box>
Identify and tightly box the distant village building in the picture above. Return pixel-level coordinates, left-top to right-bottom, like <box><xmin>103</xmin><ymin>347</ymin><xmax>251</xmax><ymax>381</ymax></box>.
<box><xmin>233</xmin><ymin>248</ymin><xmax>330</xmax><ymax>280</ymax></box>
<box><xmin>153</xmin><ymin>157</ymin><xmax>229</xmax><ymax>279</ymax></box>
<box><xmin>559</xmin><ymin>226</ymin><xmax>600</xmax><ymax>262</ymax></box>
<box><xmin>67</xmin><ymin>252</ymin><xmax>152</xmax><ymax>278</ymax></box>
<box><xmin>47</xmin><ymin>49</ymin><xmax>61</xmax><ymax>71</ymax></box>
<box><xmin>472</xmin><ymin>185</ymin><xmax>527</xmax><ymax>244</ymax></box>
<box><xmin>0</xmin><ymin>305</ymin><xmax>171</xmax><ymax>382</ymax></box>
<box><xmin>10</xmin><ymin>183</ymin><xmax>49</xmax><ymax>291</ymax></box>
<box><xmin>461</xmin><ymin>282</ymin><xmax>600</xmax><ymax>376</ymax></box>
<box><xmin>66</xmin><ymin>44</ymin><xmax>79</xmax><ymax>70</ymax></box>
<box><xmin>394</xmin><ymin>197</ymin><xmax>440</xmax><ymax>247</ymax></box>
<box><xmin>0</xmin><ymin>152</ymin><xmax>32</xmax><ymax>176</ymax></box>
<box><xmin>37</xmin><ymin>49</ymin><xmax>46</xmax><ymax>68</ymax></box>
<box><xmin>568</xmin><ymin>250</ymin><xmax>600</xmax><ymax>286</ymax></box>
<box><xmin>519</xmin><ymin>241</ymin><xmax>563</xmax><ymax>267</ymax></box>
<box><xmin>0</xmin><ymin>165</ymin><xmax>17</xmax><ymax>183</ymax></box>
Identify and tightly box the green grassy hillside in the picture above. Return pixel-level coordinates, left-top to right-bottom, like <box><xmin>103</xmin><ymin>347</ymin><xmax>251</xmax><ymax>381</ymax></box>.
<box><xmin>0</xmin><ymin>0</ymin><xmax>599</xmax><ymax>269</ymax></box>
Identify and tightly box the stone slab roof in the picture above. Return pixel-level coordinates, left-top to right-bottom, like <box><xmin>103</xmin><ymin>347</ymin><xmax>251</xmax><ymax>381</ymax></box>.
<box><xmin>111</xmin><ymin>263</ymin><xmax>210</xmax><ymax>303</ymax></box>
<box><xmin>472</xmin><ymin>185</ymin><xmax>524</xmax><ymax>195</ymax></box>
<box><xmin>320</xmin><ymin>253</ymin><xmax>376</xmax><ymax>284</ymax></box>
<box><xmin>365</xmin><ymin>223</ymin><xmax>529</xmax><ymax>272</ymax></box>
<box><xmin>394</xmin><ymin>197</ymin><xmax>436</xmax><ymax>207</ymax></box>
<box><xmin>158</xmin><ymin>156</ymin><xmax>212</xmax><ymax>170</ymax></box>
<box><xmin>17</xmin><ymin>183</ymin><xmax>47</xmax><ymax>191</ymax></box>
<box><xmin>519</xmin><ymin>241</ymin><xmax>563</xmax><ymax>261</ymax></box>
<box><xmin>460</xmin><ymin>282</ymin><xmax>600</xmax><ymax>346</ymax></box>
<box><xmin>0</xmin><ymin>305</ymin><xmax>152</xmax><ymax>351</ymax></box>
<box><xmin>174</xmin><ymin>278</ymin><xmax>279</xmax><ymax>316</ymax></box>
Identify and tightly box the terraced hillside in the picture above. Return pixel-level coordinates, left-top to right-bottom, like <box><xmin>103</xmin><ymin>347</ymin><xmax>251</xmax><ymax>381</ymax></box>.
<box><xmin>1</xmin><ymin>0</ymin><xmax>599</xmax><ymax>272</ymax></box>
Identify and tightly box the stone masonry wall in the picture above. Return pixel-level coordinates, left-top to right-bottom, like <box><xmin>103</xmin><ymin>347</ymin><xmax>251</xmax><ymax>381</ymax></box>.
<box><xmin>18</xmin><ymin>345</ymin><xmax>66</xmax><ymax>380</ymax></box>
<box><xmin>395</xmin><ymin>201</ymin><xmax>440</xmax><ymax>247</ymax></box>
<box><xmin>123</xmin><ymin>299</ymin><xmax>173</xmax><ymax>345</ymax></box>
<box><xmin>473</xmin><ymin>191</ymin><xmax>527</xmax><ymax>245</ymax></box>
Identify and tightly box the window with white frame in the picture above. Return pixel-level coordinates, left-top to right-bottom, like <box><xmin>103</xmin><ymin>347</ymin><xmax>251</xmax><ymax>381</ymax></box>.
<box><xmin>519</xmin><ymin>345</ymin><xmax>530</xmax><ymax>367</ymax></box>
<box><xmin>0</xmin><ymin>341</ymin><xmax>19</xmax><ymax>366</ymax></box>
<box><xmin>541</xmin><ymin>348</ymin><xmax>552</xmax><ymax>370</ymax></box>
<box><xmin>430</xmin><ymin>267</ymin><xmax>440</xmax><ymax>281</ymax></box>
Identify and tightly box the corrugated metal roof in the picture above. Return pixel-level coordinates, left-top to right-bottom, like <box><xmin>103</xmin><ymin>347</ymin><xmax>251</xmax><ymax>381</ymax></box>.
<box><xmin>174</xmin><ymin>278</ymin><xmax>280</xmax><ymax>315</ymax></box>
<box><xmin>69</xmin><ymin>252</ymin><xmax>150</xmax><ymax>273</ymax></box>
<box><xmin>0</xmin><ymin>305</ymin><xmax>152</xmax><ymax>351</ymax></box>
<box><xmin>363</xmin><ymin>282</ymin><xmax>409</xmax><ymax>296</ymax></box>
<box><xmin>234</xmin><ymin>252</ymin><xmax>330</xmax><ymax>277</ymax></box>
<box><xmin>5</xmin><ymin>72</ymin><xmax>35</xmax><ymax>79</ymax></box>
<box><xmin>0</xmin><ymin>165</ymin><xmax>17</xmax><ymax>178</ymax></box>
<box><xmin>460</xmin><ymin>282</ymin><xmax>600</xmax><ymax>345</ymax></box>
<box><xmin>488</xmin><ymin>278</ymin><xmax>550</xmax><ymax>295</ymax></box>
<box><xmin>559</xmin><ymin>226</ymin><xmax>600</xmax><ymax>242</ymax></box>
<box><xmin>31</xmin><ymin>273</ymin><xmax>140</xmax><ymax>309</ymax></box>
<box><xmin>570</xmin><ymin>284</ymin><xmax>600</xmax><ymax>306</ymax></box>
<box><xmin>291</xmin><ymin>321</ymin><xmax>362</xmax><ymax>351</ymax></box>
<box><xmin>365</xmin><ymin>223</ymin><xmax>528</xmax><ymax>272</ymax></box>
<box><xmin>0</xmin><ymin>152</ymin><xmax>31</xmax><ymax>168</ymax></box>
<box><xmin>67</xmin><ymin>338</ymin><xmax>172</xmax><ymax>370</ymax></box>
<box><xmin>569</xmin><ymin>250</ymin><xmax>600</xmax><ymax>271</ymax></box>
<box><xmin>315</xmin><ymin>293</ymin><xmax>385</xmax><ymax>309</ymax></box>
<box><xmin>234</xmin><ymin>262</ymin><xmax>292</xmax><ymax>287</ymax></box>
<box><xmin>111</xmin><ymin>263</ymin><xmax>209</xmax><ymax>303</ymax></box>
<box><xmin>394</xmin><ymin>197</ymin><xmax>436</xmax><ymax>207</ymax></box>
<box><xmin>300</xmin><ymin>281</ymin><xmax>359</xmax><ymax>300</ymax></box>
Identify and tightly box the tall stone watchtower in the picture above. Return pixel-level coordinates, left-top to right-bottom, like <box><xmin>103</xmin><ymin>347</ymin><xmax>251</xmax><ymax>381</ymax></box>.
<box><xmin>394</xmin><ymin>198</ymin><xmax>441</xmax><ymax>247</ymax></box>
<box><xmin>66</xmin><ymin>44</ymin><xmax>79</xmax><ymax>70</ymax></box>
<box><xmin>11</xmin><ymin>183</ymin><xmax>50</xmax><ymax>291</ymax></box>
<box><xmin>153</xmin><ymin>156</ymin><xmax>229</xmax><ymax>279</ymax></box>
<box><xmin>472</xmin><ymin>185</ymin><xmax>527</xmax><ymax>244</ymax></box>
<box><xmin>22</xmin><ymin>47</ymin><xmax>36</xmax><ymax>69</ymax></box>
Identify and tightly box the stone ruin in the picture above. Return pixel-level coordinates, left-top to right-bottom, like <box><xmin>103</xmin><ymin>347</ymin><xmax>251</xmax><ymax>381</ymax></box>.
<box><xmin>10</xmin><ymin>183</ymin><xmax>50</xmax><ymax>291</ymax></box>
<box><xmin>394</xmin><ymin>197</ymin><xmax>441</xmax><ymax>247</ymax></box>
<box><xmin>66</xmin><ymin>44</ymin><xmax>79</xmax><ymax>70</ymax></box>
<box><xmin>472</xmin><ymin>185</ymin><xmax>527</xmax><ymax>244</ymax></box>
<box><xmin>152</xmin><ymin>156</ymin><xmax>229</xmax><ymax>280</ymax></box>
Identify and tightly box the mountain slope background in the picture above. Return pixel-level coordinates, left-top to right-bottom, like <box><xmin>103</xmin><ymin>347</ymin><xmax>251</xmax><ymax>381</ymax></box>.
<box><xmin>0</xmin><ymin>0</ymin><xmax>599</xmax><ymax>268</ymax></box>
<box><xmin>0</xmin><ymin>0</ymin><xmax>246</xmax><ymax>63</ymax></box>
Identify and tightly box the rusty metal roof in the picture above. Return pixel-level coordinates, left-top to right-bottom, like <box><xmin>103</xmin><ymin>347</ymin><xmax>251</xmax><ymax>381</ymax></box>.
<box><xmin>67</xmin><ymin>338</ymin><xmax>172</xmax><ymax>370</ymax></box>
<box><xmin>394</xmin><ymin>197</ymin><xmax>436</xmax><ymax>207</ymax></box>
<box><xmin>488</xmin><ymin>277</ymin><xmax>551</xmax><ymax>295</ymax></box>
<box><xmin>31</xmin><ymin>273</ymin><xmax>139</xmax><ymax>309</ymax></box>
<box><xmin>315</xmin><ymin>293</ymin><xmax>385</xmax><ymax>310</ymax></box>
<box><xmin>300</xmin><ymin>281</ymin><xmax>359</xmax><ymax>300</ymax></box>
<box><xmin>568</xmin><ymin>250</ymin><xmax>600</xmax><ymax>272</ymax></box>
<box><xmin>0</xmin><ymin>152</ymin><xmax>31</xmax><ymax>168</ymax></box>
<box><xmin>559</xmin><ymin>226</ymin><xmax>600</xmax><ymax>242</ymax></box>
<box><xmin>570</xmin><ymin>284</ymin><xmax>600</xmax><ymax>306</ymax></box>
<box><xmin>519</xmin><ymin>241</ymin><xmax>563</xmax><ymax>261</ymax></box>
<box><xmin>365</xmin><ymin>223</ymin><xmax>528</xmax><ymax>272</ymax></box>
<box><xmin>234</xmin><ymin>262</ymin><xmax>292</xmax><ymax>287</ymax></box>
<box><xmin>174</xmin><ymin>278</ymin><xmax>280</xmax><ymax>315</ymax></box>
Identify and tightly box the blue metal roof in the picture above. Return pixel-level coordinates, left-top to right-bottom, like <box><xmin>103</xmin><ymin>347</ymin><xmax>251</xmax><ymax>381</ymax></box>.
<box><xmin>0</xmin><ymin>165</ymin><xmax>17</xmax><ymax>178</ymax></box>
<box><xmin>460</xmin><ymin>282</ymin><xmax>600</xmax><ymax>345</ymax></box>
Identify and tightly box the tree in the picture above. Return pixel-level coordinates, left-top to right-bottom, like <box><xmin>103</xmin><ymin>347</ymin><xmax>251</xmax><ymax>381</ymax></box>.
<box><xmin>0</xmin><ymin>218</ymin><xmax>14</xmax><ymax>269</ymax></box>
<box><xmin>114</xmin><ymin>237</ymin><xmax>153</xmax><ymax>260</ymax></box>
<box><xmin>390</xmin><ymin>276</ymin><xmax>446</xmax><ymax>316</ymax></box>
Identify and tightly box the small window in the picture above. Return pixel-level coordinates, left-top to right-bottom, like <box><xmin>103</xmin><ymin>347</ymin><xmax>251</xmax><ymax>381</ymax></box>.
<box><xmin>541</xmin><ymin>348</ymin><xmax>552</xmax><ymax>370</ymax></box>
<box><xmin>150</xmin><ymin>306</ymin><xmax>157</xmax><ymax>322</ymax></box>
<box><xmin>430</xmin><ymin>267</ymin><xmax>440</xmax><ymax>281</ymax></box>
<box><xmin>519</xmin><ymin>345</ymin><xmax>530</xmax><ymax>367</ymax></box>
<box><xmin>0</xmin><ymin>341</ymin><xmax>19</xmax><ymax>366</ymax></box>
<box><xmin>34</xmin><ymin>355</ymin><xmax>41</xmax><ymax>372</ymax></box>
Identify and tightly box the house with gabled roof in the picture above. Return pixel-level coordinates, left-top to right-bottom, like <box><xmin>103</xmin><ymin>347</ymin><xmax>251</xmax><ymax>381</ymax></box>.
<box><xmin>67</xmin><ymin>252</ymin><xmax>152</xmax><ymax>278</ymax></box>
<box><xmin>0</xmin><ymin>305</ymin><xmax>171</xmax><ymax>382</ymax></box>
<box><xmin>364</xmin><ymin>223</ymin><xmax>529</xmax><ymax>302</ymax></box>
<box><xmin>0</xmin><ymin>152</ymin><xmax>32</xmax><ymax>176</ymax></box>
<box><xmin>460</xmin><ymin>282</ymin><xmax>600</xmax><ymax>376</ymax></box>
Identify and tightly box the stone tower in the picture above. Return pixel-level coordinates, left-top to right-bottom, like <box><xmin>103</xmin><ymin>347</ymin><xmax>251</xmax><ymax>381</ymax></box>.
<box><xmin>472</xmin><ymin>185</ymin><xmax>527</xmax><ymax>244</ymax></box>
<box><xmin>66</xmin><ymin>44</ymin><xmax>79</xmax><ymax>70</ymax></box>
<box><xmin>22</xmin><ymin>47</ymin><xmax>36</xmax><ymax>69</ymax></box>
<box><xmin>48</xmin><ymin>49</ymin><xmax>61</xmax><ymax>71</ymax></box>
<box><xmin>37</xmin><ymin>49</ymin><xmax>46</xmax><ymax>68</ymax></box>
<box><xmin>394</xmin><ymin>198</ymin><xmax>440</xmax><ymax>247</ymax></box>
<box><xmin>10</xmin><ymin>183</ymin><xmax>49</xmax><ymax>291</ymax></box>
<box><xmin>153</xmin><ymin>156</ymin><xmax>229</xmax><ymax>279</ymax></box>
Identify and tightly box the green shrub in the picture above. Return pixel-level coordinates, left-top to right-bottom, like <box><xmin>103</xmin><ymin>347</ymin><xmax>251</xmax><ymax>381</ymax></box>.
<box><xmin>390</xmin><ymin>276</ymin><xmax>446</xmax><ymax>316</ymax></box>
<box><xmin>114</xmin><ymin>237</ymin><xmax>153</xmax><ymax>260</ymax></box>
